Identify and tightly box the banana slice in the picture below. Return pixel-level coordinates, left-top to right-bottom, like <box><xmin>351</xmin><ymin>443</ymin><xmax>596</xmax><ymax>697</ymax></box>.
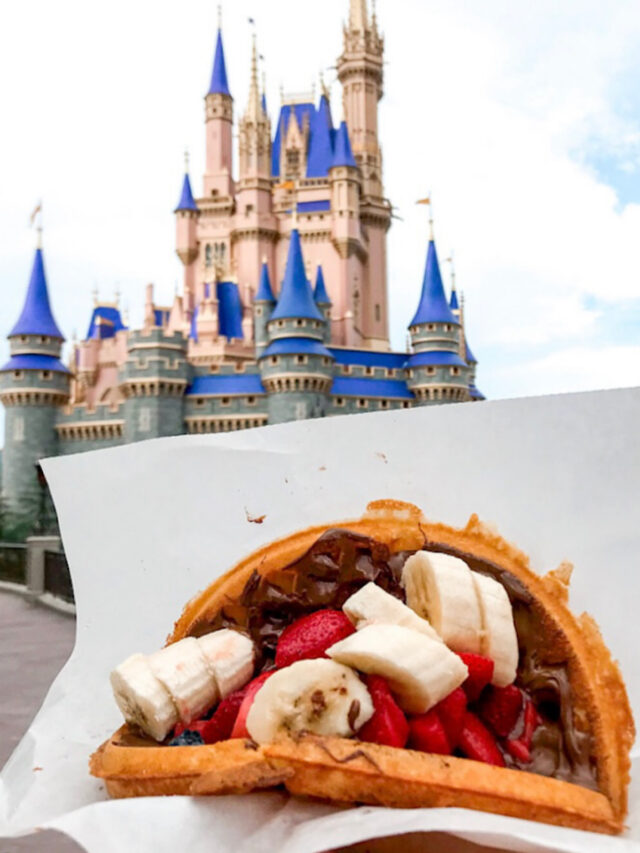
<box><xmin>246</xmin><ymin>659</ymin><xmax>374</xmax><ymax>744</ymax></box>
<box><xmin>472</xmin><ymin>572</ymin><xmax>518</xmax><ymax>686</ymax></box>
<box><xmin>197</xmin><ymin>629</ymin><xmax>255</xmax><ymax>698</ymax></box>
<box><xmin>402</xmin><ymin>551</ymin><xmax>483</xmax><ymax>654</ymax></box>
<box><xmin>342</xmin><ymin>582</ymin><xmax>442</xmax><ymax>641</ymax></box>
<box><xmin>148</xmin><ymin>637</ymin><xmax>218</xmax><ymax>724</ymax></box>
<box><xmin>327</xmin><ymin>624</ymin><xmax>468</xmax><ymax>714</ymax></box>
<box><xmin>110</xmin><ymin>653</ymin><xmax>178</xmax><ymax>742</ymax></box>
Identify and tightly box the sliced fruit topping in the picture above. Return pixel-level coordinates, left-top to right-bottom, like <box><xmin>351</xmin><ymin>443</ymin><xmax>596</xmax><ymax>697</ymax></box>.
<box><xmin>402</xmin><ymin>551</ymin><xmax>483</xmax><ymax>654</ymax></box>
<box><xmin>110</xmin><ymin>653</ymin><xmax>179</xmax><ymax>742</ymax></box>
<box><xmin>198</xmin><ymin>629</ymin><xmax>255</xmax><ymax>698</ymax></box>
<box><xmin>505</xmin><ymin>698</ymin><xmax>541</xmax><ymax>763</ymax></box>
<box><xmin>342</xmin><ymin>582</ymin><xmax>441</xmax><ymax>641</ymax></box>
<box><xmin>458</xmin><ymin>652</ymin><xmax>494</xmax><ymax>702</ymax></box>
<box><xmin>327</xmin><ymin>623</ymin><xmax>468</xmax><ymax>714</ymax></box>
<box><xmin>245</xmin><ymin>659</ymin><xmax>374</xmax><ymax>744</ymax></box>
<box><xmin>148</xmin><ymin>637</ymin><xmax>219</xmax><ymax>724</ymax></box>
<box><xmin>275</xmin><ymin>610</ymin><xmax>355</xmax><ymax>669</ymax></box>
<box><xmin>358</xmin><ymin>675</ymin><xmax>409</xmax><ymax>748</ymax></box>
<box><xmin>434</xmin><ymin>686</ymin><xmax>467</xmax><ymax>749</ymax></box>
<box><xmin>471</xmin><ymin>572</ymin><xmax>519</xmax><ymax>687</ymax></box>
<box><xmin>408</xmin><ymin>709</ymin><xmax>451</xmax><ymax>755</ymax></box>
<box><xmin>230</xmin><ymin>671</ymin><xmax>275</xmax><ymax>739</ymax></box>
<box><xmin>458</xmin><ymin>711</ymin><xmax>505</xmax><ymax>767</ymax></box>
<box><xmin>478</xmin><ymin>684</ymin><xmax>523</xmax><ymax>738</ymax></box>
<box><xmin>169</xmin><ymin>729</ymin><xmax>205</xmax><ymax>746</ymax></box>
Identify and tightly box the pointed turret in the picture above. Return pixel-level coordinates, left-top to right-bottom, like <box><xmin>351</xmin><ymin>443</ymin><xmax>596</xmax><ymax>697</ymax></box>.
<box><xmin>254</xmin><ymin>260</ymin><xmax>276</xmax><ymax>356</ymax></box>
<box><xmin>246</xmin><ymin>34</ymin><xmax>260</xmax><ymax>120</ymax></box>
<box><xmin>332</xmin><ymin>120</ymin><xmax>357</xmax><ymax>169</ymax></box>
<box><xmin>349</xmin><ymin>0</ymin><xmax>369</xmax><ymax>31</ymax></box>
<box><xmin>1</xmin><ymin>239</ymin><xmax>70</xmax><ymax>516</ymax></box>
<box><xmin>449</xmin><ymin>285</ymin><xmax>459</xmax><ymax>314</ymax></box>
<box><xmin>313</xmin><ymin>264</ymin><xmax>331</xmax><ymax>307</ymax></box>
<box><xmin>208</xmin><ymin>28</ymin><xmax>230</xmax><ymax>96</ymax></box>
<box><xmin>270</xmin><ymin>229</ymin><xmax>324</xmax><ymax>322</ymax></box>
<box><xmin>9</xmin><ymin>247</ymin><xmax>64</xmax><ymax>340</ymax></box>
<box><xmin>410</xmin><ymin>240</ymin><xmax>458</xmax><ymax>327</ymax></box>
<box><xmin>306</xmin><ymin>95</ymin><xmax>334</xmax><ymax>177</ymax></box>
<box><xmin>174</xmin><ymin>171</ymin><xmax>198</xmax><ymax>212</ymax></box>
<box><xmin>238</xmin><ymin>33</ymin><xmax>272</xmax><ymax>181</ymax></box>
<box><xmin>204</xmin><ymin>18</ymin><xmax>234</xmax><ymax>198</ymax></box>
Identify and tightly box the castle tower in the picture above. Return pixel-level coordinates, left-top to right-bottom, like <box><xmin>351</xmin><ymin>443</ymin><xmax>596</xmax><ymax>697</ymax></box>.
<box><xmin>254</xmin><ymin>259</ymin><xmax>275</xmax><ymax>357</ymax></box>
<box><xmin>405</xmin><ymin>232</ymin><xmax>471</xmax><ymax>405</ymax></box>
<box><xmin>313</xmin><ymin>264</ymin><xmax>332</xmax><ymax>343</ymax></box>
<box><xmin>259</xmin><ymin>226</ymin><xmax>334</xmax><ymax>424</ymax></box>
<box><xmin>0</xmin><ymin>241</ymin><xmax>70</xmax><ymax>517</ymax></box>
<box><xmin>204</xmin><ymin>23</ymin><xmax>234</xmax><ymax>200</ymax></box>
<box><xmin>119</xmin><ymin>328</ymin><xmax>189</xmax><ymax>443</ymax></box>
<box><xmin>337</xmin><ymin>0</ymin><xmax>391</xmax><ymax>349</ymax></box>
<box><xmin>450</xmin><ymin>287</ymin><xmax>484</xmax><ymax>402</ymax></box>
<box><xmin>174</xmin><ymin>155</ymin><xmax>199</xmax><ymax>313</ymax></box>
<box><xmin>235</xmin><ymin>34</ymin><xmax>277</xmax><ymax>292</ymax></box>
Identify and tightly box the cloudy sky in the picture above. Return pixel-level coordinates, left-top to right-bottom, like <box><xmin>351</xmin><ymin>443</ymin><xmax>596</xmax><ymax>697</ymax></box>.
<box><xmin>1</xmin><ymin>0</ymin><xmax>639</xmax><ymax>425</ymax></box>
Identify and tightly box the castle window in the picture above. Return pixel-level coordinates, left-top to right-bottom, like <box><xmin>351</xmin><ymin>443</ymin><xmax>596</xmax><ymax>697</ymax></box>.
<box><xmin>427</xmin><ymin>367</ymin><xmax>435</xmax><ymax>375</ymax></box>
<box><xmin>256</xmin><ymin>306</ymin><xmax>263</xmax><ymax>316</ymax></box>
<box><xmin>402</xmin><ymin>401</ymin><xmax>410</xmax><ymax>408</ymax></box>
<box><xmin>205</xmin><ymin>244</ymin><xmax>213</xmax><ymax>266</ymax></box>
<box><xmin>380</xmin><ymin>400</ymin><xmax>389</xmax><ymax>409</ymax></box>
<box><xmin>375</xmin><ymin>304</ymin><xmax>381</xmax><ymax>322</ymax></box>
<box><xmin>407</xmin><ymin>369</ymin><xmax>413</xmax><ymax>378</ymax></box>
<box><xmin>196</xmin><ymin>398</ymin><xmax>205</xmax><ymax>407</ymax></box>
<box><xmin>386</xmin><ymin>368</ymin><xmax>394</xmax><ymax>378</ymax></box>
<box><xmin>270</xmin><ymin>356</ymin><xmax>279</xmax><ymax>365</ymax></box>
<box><xmin>40</xmin><ymin>336</ymin><xmax>47</xmax><ymax>343</ymax></box>
<box><xmin>245</xmin><ymin>204</ymin><xmax>254</xmax><ymax>217</ymax></box>
<box><xmin>285</xmin><ymin>149</ymin><xmax>300</xmax><ymax>177</ymax></box>
<box><xmin>247</xmin><ymin>396</ymin><xmax>256</xmax><ymax>406</ymax></box>
<box><xmin>211</xmin><ymin>189</ymin><xmax>218</xmax><ymax>197</ymax></box>
<box><xmin>427</xmin><ymin>324</ymin><xmax>435</xmax><ymax>331</ymax></box>
<box><xmin>295</xmin><ymin>319</ymin><xmax>305</xmax><ymax>327</ymax></box>
<box><xmin>20</xmin><ymin>336</ymin><xmax>27</xmax><ymax>342</ymax></box>
<box><xmin>342</xmin><ymin>365</ymin><xmax>351</xmax><ymax>375</ymax></box>
<box><xmin>13</xmin><ymin>370</ymin><xmax>23</xmax><ymax>380</ymax></box>
<box><xmin>13</xmin><ymin>416</ymin><xmax>24</xmax><ymax>442</ymax></box>
<box><xmin>235</xmin><ymin>361</ymin><xmax>244</xmax><ymax>372</ymax></box>
<box><xmin>295</xmin><ymin>355</ymin><xmax>308</xmax><ymax>365</ymax></box>
<box><xmin>277</xmin><ymin>320</ymin><xmax>285</xmax><ymax>328</ymax></box>
<box><xmin>209</xmin><ymin>364</ymin><xmax>219</xmax><ymax>373</ymax></box>
<box><xmin>323</xmin><ymin>357</ymin><xmax>331</xmax><ymax>366</ymax></box>
<box><xmin>451</xmin><ymin>366</ymin><xmax>460</xmax><ymax>376</ymax></box>
<box><xmin>365</xmin><ymin>366</ymin><xmax>374</xmax><ymax>376</ymax></box>
<box><xmin>357</xmin><ymin>398</ymin><xmax>368</xmax><ymax>409</ymax></box>
<box><xmin>335</xmin><ymin>397</ymin><xmax>345</xmax><ymax>406</ymax></box>
<box><xmin>221</xmin><ymin>397</ymin><xmax>230</xmax><ymax>406</ymax></box>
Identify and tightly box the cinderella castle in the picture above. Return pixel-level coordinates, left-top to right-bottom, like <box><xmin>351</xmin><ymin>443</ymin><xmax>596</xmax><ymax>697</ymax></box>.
<box><xmin>0</xmin><ymin>0</ymin><xmax>483</xmax><ymax>517</ymax></box>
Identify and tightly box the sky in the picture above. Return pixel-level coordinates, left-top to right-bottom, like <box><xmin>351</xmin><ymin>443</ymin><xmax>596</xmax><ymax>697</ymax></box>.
<box><xmin>1</xmin><ymin>0</ymin><xmax>639</xmax><ymax>434</ymax></box>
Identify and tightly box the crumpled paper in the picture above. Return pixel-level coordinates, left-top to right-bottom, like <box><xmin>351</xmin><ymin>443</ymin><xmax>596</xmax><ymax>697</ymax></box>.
<box><xmin>1</xmin><ymin>387</ymin><xmax>639</xmax><ymax>852</ymax></box>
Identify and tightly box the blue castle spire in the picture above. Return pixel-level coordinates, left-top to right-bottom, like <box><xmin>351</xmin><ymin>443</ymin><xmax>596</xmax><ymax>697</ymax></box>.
<box><xmin>255</xmin><ymin>260</ymin><xmax>275</xmax><ymax>302</ymax></box>
<box><xmin>175</xmin><ymin>172</ymin><xmax>198</xmax><ymax>212</ymax></box>
<box><xmin>313</xmin><ymin>264</ymin><xmax>331</xmax><ymax>305</ymax></box>
<box><xmin>208</xmin><ymin>28</ymin><xmax>231</xmax><ymax>96</ymax></box>
<box><xmin>449</xmin><ymin>287</ymin><xmax>459</xmax><ymax>312</ymax></box>
<box><xmin>332</xmin><ymin>121</ymin><xmax>357</xmax><ymax>169</ymax></box>
<box><xmin>270</xmin><ymin>229</ymin><xmax>324</xmax><ymax>321</ymax></box>
<box><xmin>306</xmin><ymin>95</ymin><xmax>334</xmax><ymax>177</ymax></box>
<box><xmin>9</xmin><ymin>247</ymin><xmax>64</xmax><ymax>339</ymax></box>
<box><xmin>410</xmin><ymin>239</ymin><xmax>459</xmax><ymax>326</ymax></box>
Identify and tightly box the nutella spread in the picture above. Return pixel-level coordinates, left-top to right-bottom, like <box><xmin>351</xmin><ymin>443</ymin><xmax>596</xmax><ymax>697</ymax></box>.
<box><xmin>196</xmin><ymin>528</ymin><xmax>599</xmax><ymax>791</ymax></box>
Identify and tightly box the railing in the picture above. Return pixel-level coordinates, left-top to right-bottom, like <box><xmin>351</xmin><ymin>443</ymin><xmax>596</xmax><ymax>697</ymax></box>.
<box><xmin>44</xmin><ymin>550</ymin><xmax>74</xmax><ymax>603</ymax></box>
<box><xmin>0</xmin><ymin>542</ymin><xmax>27</xmax><ymax>585</ymax></box>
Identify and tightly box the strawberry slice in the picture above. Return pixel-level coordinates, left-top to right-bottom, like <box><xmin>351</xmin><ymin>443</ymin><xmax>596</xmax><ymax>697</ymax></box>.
<box><xmin>434</xmin><ymin>687</ymin><xmax>467</xmax><ymax>748</ymax></box>
<box><xmin>458</xmin><ymin>653</ymin><xmax>494</xmax><ymax>702</ymax></box>
<box><xmin>275</xmin><ymin>610</ymin><xmax>355</xmax><ymax>669</ymax></box>
<box><xmin>230</xmin><ymin>671</ymin><xmax>275</xmax><ymax>739</ymax></box>
<box><xmin>358</xmin><ymin>675</ymin><xmax>409</xmax><ymax>748</ymax></box>
<box><xmin>408</xmin><ymin>709</ymin><xmax>451</xmax><ymax>755</ymax></box>
<box><xmin>478</xmin><ymin>685</ymin><xmax>523</xmax><ymax>738</ymax></box>
<box><xmin>505</xmin><ymin>698</ymin><xmax>541</xmax><ymax>763</ymax></box>
<box><xmin>458</xmin><ymin>711</ymin><xmax>505</xmax><ymax>766</ymax></box>
<box><xmin>202</xmin><ymin>685</ymin><xmax>249</xmax><ymax>743</ymax></box>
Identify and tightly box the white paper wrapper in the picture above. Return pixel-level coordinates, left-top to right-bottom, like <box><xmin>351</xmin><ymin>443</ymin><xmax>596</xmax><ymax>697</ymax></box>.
<box><xmin>1</xmin><ymin>388</ymin><xmax>639</xmax><ymax>852</ymax></box>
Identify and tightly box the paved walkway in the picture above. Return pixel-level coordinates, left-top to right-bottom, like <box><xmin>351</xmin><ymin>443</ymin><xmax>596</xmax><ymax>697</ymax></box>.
<box><xmin>0</xmin><ymin>591</ymin><xmax>551</xmax><ymax>853</ymax></box>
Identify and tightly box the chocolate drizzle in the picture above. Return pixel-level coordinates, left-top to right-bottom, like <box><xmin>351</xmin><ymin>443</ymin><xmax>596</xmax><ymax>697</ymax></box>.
<box><xmin>197</xmin><ymin>528</ymin><xmax>598</xmax><ymax>792</ymax></box>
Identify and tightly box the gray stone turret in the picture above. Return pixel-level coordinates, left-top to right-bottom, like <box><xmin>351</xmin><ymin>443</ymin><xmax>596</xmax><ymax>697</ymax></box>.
<box><xmin>253</xmin><ymin>259</ymin><xmax>276</xmax><ymax>357</ymax></box>
<box><xmin>405</xmin><ymin>237</ymin><xmax>470</xmax><ymax>405</ymax></box>
<box><xmin>119</xmin><ymin>328</ymin><xmax>189</xmax><ymax>442</ymax></box>
<box><xmin>259</xmin><ymin>227</ymin><xmax>334</xmax><ymax>424</ymax></box>
<box><xmin>0</xmin><ymin>245</ymin><xmax>69</xmax><ymax>517</ymax></box>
